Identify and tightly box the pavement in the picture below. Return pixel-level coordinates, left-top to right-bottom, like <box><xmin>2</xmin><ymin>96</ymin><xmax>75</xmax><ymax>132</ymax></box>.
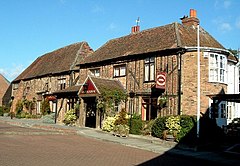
<box><xmin>0</xmin><ymin>116</ymin><xmax>239</xmax><ymax>165</ymax></box>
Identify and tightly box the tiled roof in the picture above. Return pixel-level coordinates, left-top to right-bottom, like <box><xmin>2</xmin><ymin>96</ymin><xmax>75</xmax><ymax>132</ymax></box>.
<box><xmin>53</xmin><ymin>85</ymin><xmax>81</xmax><ymax>94</ymax></box>
<box><xmin>81</xmin><ymin>22</ymin><xmax>225</xmax><ymax>65</ymax></box>
<box><xmin>13</xmin><ymin>42</ymin><xmax>93</xmax><ymax>82</ymax></box>
<box><xmin>91</xmin><ymin>77</ymin><xmax>125</xmax><ymax>94</ymax></box>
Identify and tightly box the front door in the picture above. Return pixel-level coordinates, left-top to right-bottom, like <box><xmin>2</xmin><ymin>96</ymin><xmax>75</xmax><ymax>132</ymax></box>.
<box><xmin>85</xmin><ymin>97</ymin><xmax>96</xmax><ymax>128</ymax></box>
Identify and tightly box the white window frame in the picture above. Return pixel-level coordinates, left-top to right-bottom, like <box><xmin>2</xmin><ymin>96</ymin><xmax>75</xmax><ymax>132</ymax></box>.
<box><xmin>209</xmin><ymin>53</ymin><xmax>227</xmax><ymax>83</ymax></box>
<box><xmin>90</xmin><ymin>68</ymin><xmax>100</xmax><ymax>77</ymax></box>
<box><xmin>58</xmin><ymin>77</ymin><xmax>66</xmax><ymax>90</ymax></box>
<box><xmin>144</xmin><ymin>57</ymin><xmax>155</xmax><ymax>82</ymax></box>
<box><xmin>113</xmin><ymin>65</ymin><xmax>126</xmax><ymax>77</ymax></box>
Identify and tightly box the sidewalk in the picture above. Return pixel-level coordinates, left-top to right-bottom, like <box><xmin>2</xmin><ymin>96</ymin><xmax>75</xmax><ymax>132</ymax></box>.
<box><xmin>0</xmin><ymin>116</ymin><xmax>239</xmax><ymax>165</ymax></box>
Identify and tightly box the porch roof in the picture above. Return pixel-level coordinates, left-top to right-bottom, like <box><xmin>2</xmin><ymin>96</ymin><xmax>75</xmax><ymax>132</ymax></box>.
<box><xmin>79</xmin><ymin>76</ymin><xmax>125</xmax><ymax>97</ymax></box>
<box><xmin>53</xmin><ymin>85</ymin><xmax>81</xmax><ymax>95</ymax></box>
<box><xmin>207</xmin><ymin>94</ymin><xmax>240</xmax><ymax>103</ymax></box>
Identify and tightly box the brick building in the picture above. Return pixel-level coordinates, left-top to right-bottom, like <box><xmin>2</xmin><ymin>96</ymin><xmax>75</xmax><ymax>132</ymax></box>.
<box><xmin>11</xmin><ymin>42</ymin><xmax>93</xmax><ymax>120</ymax></box>
<box><xmin>11</xmin><ymin>9</ymin><xmax>239</xmax><ymax>129</ymax></box>
<box><xmin>0</xmin><ymin>74</ymin><xmax>10</xmax><ymax>106</ymax></box>
<box><xmin>77</xmin><ymin>9</ymin><xmax>239</xmax><ymax>128</ymax></box>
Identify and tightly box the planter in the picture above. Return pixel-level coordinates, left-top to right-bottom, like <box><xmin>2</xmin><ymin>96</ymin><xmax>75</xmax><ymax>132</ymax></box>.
<box><xmin>113</xmin><ymin>124</ymin><xmax>129</xmax><ymax>137</ymax></box>
<box><xmin>162</xmin><ymin>130</ymin><xmax>177</xmax><ymax>142</ymax></box>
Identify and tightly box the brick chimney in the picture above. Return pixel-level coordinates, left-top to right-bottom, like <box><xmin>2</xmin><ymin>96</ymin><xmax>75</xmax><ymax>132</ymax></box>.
<box><xmin>181</xmin><ymin>9</ymin><xmax>199</xmax><ymax>27</ymax></box>
<box><xmin>131</xmin><ymin>25</ymin><xmax>140</xmax><ymax>34</ymax></box>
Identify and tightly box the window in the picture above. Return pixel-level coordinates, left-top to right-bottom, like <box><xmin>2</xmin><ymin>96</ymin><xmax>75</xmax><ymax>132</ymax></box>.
<box><xmin>209</xmin><ymin>53</ymin><xmax>227</xmax><ymax>83</ymax></box>
<box><xmin>220</xmin><ymin>102</ymin><xmax>226</xmax><ymax>118</ymax></box>
<box><xmin>13</xmin><ymin>83</ymin><xmax>19</xmax><ymax>90</ymax></box>
<box><xmin>90</xmin><ymin>68</ymin><xmax>100</xmax><ymax>77</ymax></box>
<box><xmin>144</xmin><ymin>57</ymin><xmax>155</xmax><ymax>82</ymax></box>
<box><xmin>58</xmin><ymin>77</ymin><xmax>66</xmax><ymax>90</ymax></box>
<box><xmin>113</xmin><ymin>65</ymin><xmax>126</xmax><ymax>77</ymax></box>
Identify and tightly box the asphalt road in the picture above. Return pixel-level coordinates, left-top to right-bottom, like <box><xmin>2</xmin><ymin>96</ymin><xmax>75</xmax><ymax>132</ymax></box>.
<box><xmin>0</xmin><ymin>121</ymin><xmax>229</xmax><ymax>166</ymax></box>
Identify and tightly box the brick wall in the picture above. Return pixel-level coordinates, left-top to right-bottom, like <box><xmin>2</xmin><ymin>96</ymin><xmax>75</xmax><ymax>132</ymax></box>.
<box><xmin>181</xmin><ymin>52</ymin><xmax>227</xmax><ymax>116</ymax></box>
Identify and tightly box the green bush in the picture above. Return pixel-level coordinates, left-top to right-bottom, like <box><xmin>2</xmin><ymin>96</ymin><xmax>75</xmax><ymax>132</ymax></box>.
<box><xmin>177</xmin><ymin>115</ymin><xmax>197</xmax><ymax>142</ymax></box>
<box><xmin>15</xmin><ymin>100</ymin><xmax>23</xmax><ymax>115</ymax></box>
<box><xmin>113</xmin><ymin>124</ymin><xmax>129</xmax><ymax>137</ymax></box>
<box><xmin>151</xmin><ymin>116</ymin><xmax>168</xmax><ymax>138</ymax></box>
<box><xmin>165</xmin><ymin>116</ymin><xmax>181</xmax><ymax>134</ymax></box>
<box><xmin>129</xmin><ymin>114</ymin><xmax>143</xmax><ymax>135</ymax></box>
<box><xmin>114</xmin><ymin>109</ymin><xmax>128</xmax><ymax>126</ymax></box>
<box><xmin>63</xmin><ymin>109</ymin><xmax>77</xmax><ymax>126</ymax></box>
<box><xmin>102</xmin><ymin>116</ymin><xmax>116</xmax><ymax>132</ymax></box>
<box><xmin>0</xmin><ymin>107</ymin><xmax>3</xmax><ymax>116</ymax></box>
<box><xmin>142</xmin><ymin>120</ymin><xmax>155</xmax><ymax>135</ymax></box>
<box><xmin>42</xmin><ymin>113</ymin><xmax>55</xmax><ymax>124</ymax></box>
<box><xmin>152</xmin><ymin>115</ymin><xmax>197</xmax><ymax>142</ymax></box>
<box><xmin>41</xmin><ymin>99</ymin><xmax>51</xmax><ymax>115</ymax></box>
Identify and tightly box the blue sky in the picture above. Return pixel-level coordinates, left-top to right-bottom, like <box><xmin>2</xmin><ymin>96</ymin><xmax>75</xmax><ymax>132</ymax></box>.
<box><xmin>0</xmin><ymin>0</ymin><xmax>240</xmax><ymax>82</ymax></box>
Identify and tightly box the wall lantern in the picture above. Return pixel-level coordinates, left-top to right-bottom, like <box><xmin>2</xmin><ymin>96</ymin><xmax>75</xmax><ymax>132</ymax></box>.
<box><xmin>129</xmin><ymin>90</ymin><xmax>135</xmax><ymax>99</ymax></box>
<box><xmin>83</xmin><ymin>83</ymin><xmax>88</xmax><ymax>92</ymax></box>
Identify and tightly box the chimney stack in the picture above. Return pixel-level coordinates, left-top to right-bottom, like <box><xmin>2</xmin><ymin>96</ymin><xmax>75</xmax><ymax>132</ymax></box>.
<box><xmin>131</xmin><ymin>25</ymin><xmax>140</xmax><ymax>34</ymax></box>
<box><xmin>181</xmin><ymin>9</ymin><xmax>199</xmax><ymax>27</ymax></box>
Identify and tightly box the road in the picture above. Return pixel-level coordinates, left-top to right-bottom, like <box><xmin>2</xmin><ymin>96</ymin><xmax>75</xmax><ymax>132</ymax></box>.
<box><xmin>0</xmin><ymin>121</ymin><xmax>228</xmax><ymax>166</ymax></box>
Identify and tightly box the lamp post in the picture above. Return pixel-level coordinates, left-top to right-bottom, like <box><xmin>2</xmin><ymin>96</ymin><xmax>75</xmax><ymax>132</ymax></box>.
<box><xmin>129</xmin><ymin>90</ymin><xmax>135</xmax><ymax>132</ymax></box>
<box><xmin>197</xmin><ymin>23</ymin><xmax>201</xmax><ymax>139</ymax></box>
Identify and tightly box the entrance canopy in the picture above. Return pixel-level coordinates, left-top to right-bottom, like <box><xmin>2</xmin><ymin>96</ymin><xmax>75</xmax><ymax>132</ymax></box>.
<box><xmin>78</xmin><ymin>76</ymin><xmax>125</xmax><ymax>97</ymax></box>
<box><xmin>207</xmin><ymin>94</ymin><xmax>240</xmax><ymax>103</ymax></box>
<box><xmin>53</xmin><ymin>85</ymin><xmax>81</xmax><ymax>98</ymax></box>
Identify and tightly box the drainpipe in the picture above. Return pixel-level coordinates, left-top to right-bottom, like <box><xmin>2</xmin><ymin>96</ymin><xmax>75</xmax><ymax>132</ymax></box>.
<box><xmin>177</xmin><ymin>52</ymin><xmax>182</xmax><ymax>115</ymax></box>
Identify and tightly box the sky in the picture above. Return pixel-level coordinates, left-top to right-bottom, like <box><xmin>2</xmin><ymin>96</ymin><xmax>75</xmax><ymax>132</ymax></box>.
<box><xmin>0</xmin><ymin>0</ymin><xmax>240</xmax><ymax>82</ymax></box>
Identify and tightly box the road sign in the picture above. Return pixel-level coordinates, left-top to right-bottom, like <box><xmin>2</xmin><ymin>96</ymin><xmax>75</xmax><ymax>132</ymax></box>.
<box><xmin>156</xmin><ymin>72</ymin><xmax>166</xmax><ymax>89</ymax></box>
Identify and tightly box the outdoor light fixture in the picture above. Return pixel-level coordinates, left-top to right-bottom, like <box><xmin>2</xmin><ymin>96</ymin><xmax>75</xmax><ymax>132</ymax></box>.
<box><xmin>129</xmin><ymin>90</ymin><xmax>135</xmax><ymax>99</ymax></box>
<box><xmin>83</xmin><ymin>83</ymin><xmax>88</xmax><ymax>92</ymax></box>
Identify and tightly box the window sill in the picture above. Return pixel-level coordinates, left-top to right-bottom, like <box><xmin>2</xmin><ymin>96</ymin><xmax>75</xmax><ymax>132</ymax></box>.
<box><xmin>144</xmin><ymin>80</ymin><xmax>155</xmax><ymax>83</ymax></box>
<box><xmin>113</xmin><ymin>75</ymin><xmax>126</xmax><ymax>78</ymax></box>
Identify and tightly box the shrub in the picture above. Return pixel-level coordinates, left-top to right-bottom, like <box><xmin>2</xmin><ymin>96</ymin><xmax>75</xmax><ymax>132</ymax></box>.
<box><xmin>177</xmin><ymin>115</ymin><xmax>197</xmax><ymax>143</ymax></box>
<box><xmin>42</xmin><ymin>113</ymin><xmax>55</xmax><ymax>124</ymax></box>
<box><xmin>165</xmin><ymin>116</ymin><xmax>181</xmax><ymax>134</ymax></box>
<box><xmin>114</xmin><ymin>108</ymin><xmax>128</xmax><ymax>126</ymax></box>
<box><xmin>63</xmin><ymin>109</ymin><xmax>77</xmax><ymax>126</ymax></box>
<box><xmin>129</xmin><ymin>114</ymin><xmax>143</xmax><ymax>135</ymax></box>
<box><xmin>15</xmin><ymin>100</ymin><xmax>23</xmax><ymax>115</ymax></box>
<box><xmin>0</xmin><ymin>107</ymin><xmax>3</xmax><ymax>116</ymax></box>
<box><xmin>113</xmin><ymin>124</ymin><xmax>129</xmax><ymax>137</ymax></box>
<box><xmin>151</xmin><ymin>116</ymin><xmax>168</xmax><ymax>138</ymax></box>
<box><xmin>41</xmin><ymin>99</ymin><xmax>50</xmax><ymax>115</ymax></box>
<box><xmin>142</xmin><ymin>120</ymin><xmax>155</xmax><ymax>135</ymax></box>
<box><xmin>102</xmin><ymin>116</ymin><xmax>116</xmax><ymax>132</ymax></box>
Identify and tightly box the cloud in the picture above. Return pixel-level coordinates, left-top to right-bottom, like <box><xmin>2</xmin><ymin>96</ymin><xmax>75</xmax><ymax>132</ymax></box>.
<box><xmin>214</xmin><ymin>0</ymin><xmax>231</xmax><ymax>9</ymax></box>
<box><xmin>219</xmin><ymin>22</ymin><xmax>232</xmax><ymax>32</ymax></box>
<box><xmin>223</xmin><ymin>0</ymin><xmax>231</xmax><ymax>9</ymax></box>
<box><xmin>213</xmin><ymin>18</ymin><xmax>232</xmax><ymax>33</ymax></box>
<box><xmin>236</xmin><ymin>17</ymin><xmax>240</xmax><ymax>29</ymax></box>
<box><xmin>59</xmin><ymin>0</ymin><xmax>67</xmax><ymax>5</ymax></box>
<box><xmin>0</xmin><ymin>64</ymin><xmax>25</xmax><ymax>82</ymax></box>
<box><xmin>107</xmin><ymin>23</ymin><xmax>117</xmax><ymax>31</ymax></box>
<box><xmin>91</xmin><ymin>5</ymin><xmax>104</xmax><ymax>14</ymax></box>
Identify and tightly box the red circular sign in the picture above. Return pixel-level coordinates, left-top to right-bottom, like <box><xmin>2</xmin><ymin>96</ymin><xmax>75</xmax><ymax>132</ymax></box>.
<box><xmin>156</xmin><ymin>73</ymin><xmax>166</xmax><ymax>87</ymax></box>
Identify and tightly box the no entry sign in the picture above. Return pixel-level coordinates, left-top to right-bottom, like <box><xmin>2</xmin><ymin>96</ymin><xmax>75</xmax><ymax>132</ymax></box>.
<box><xmin>156</xmin><ymin>72</ymin><xmax>166</xmax><ymax>89</ymax></box>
